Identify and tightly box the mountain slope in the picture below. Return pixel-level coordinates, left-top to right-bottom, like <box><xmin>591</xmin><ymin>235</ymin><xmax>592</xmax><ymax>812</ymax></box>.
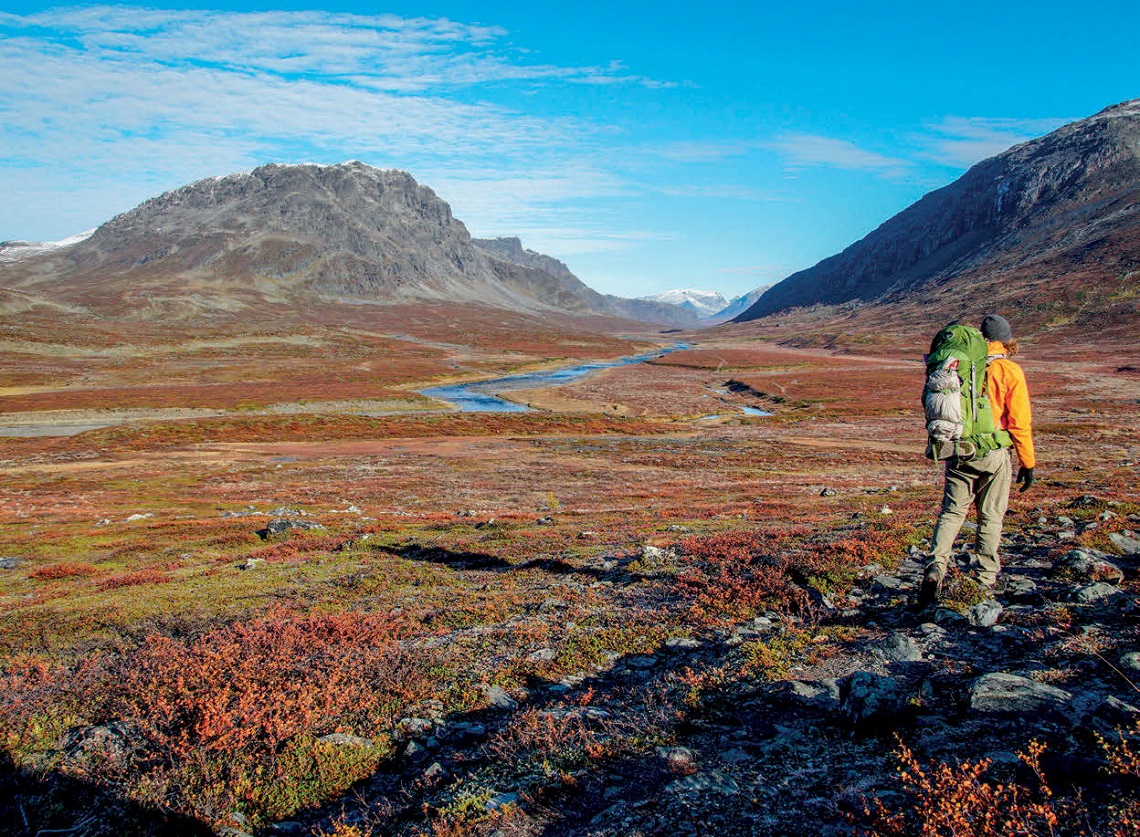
<box><xmin>0</xmin><ymin>163</ymin><xmax>686</xmax><ymax>327</ymax></box>
<box><xmin>473</xmin><ymin>237</ymin><xmax>700</xmax><ymax>328</ymax></box>
<box><xmin>736</xmin><ymin>100</ymin><xmax>1140</xmax><ymax>328</ymax></box>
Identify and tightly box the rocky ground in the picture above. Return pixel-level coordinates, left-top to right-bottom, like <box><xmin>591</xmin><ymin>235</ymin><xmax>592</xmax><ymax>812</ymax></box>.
<box><xmin>222</xmin><ymin>502</ymin><xmax>1139</xmax><ymax>837</ymax></box>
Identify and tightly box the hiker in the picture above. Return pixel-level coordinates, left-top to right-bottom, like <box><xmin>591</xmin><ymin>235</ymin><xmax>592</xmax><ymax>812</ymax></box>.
<box><xmin>918</xmin><ymin>314</ymin><xmax>1036</xmax><ymax>607</ymax></box>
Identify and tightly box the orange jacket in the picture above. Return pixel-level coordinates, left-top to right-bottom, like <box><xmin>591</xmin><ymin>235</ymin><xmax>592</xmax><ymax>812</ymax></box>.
<box><xmin>987</xmin><ymin>341</ymin><xmax>1035</xmax><ymax>468</ymax></box>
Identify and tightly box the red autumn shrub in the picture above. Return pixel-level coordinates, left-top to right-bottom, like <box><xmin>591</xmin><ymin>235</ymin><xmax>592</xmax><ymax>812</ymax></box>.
<box><xmin>29</xmin><ymin>561</ymin><xmax>99</xmax><ymax>580</ymax></box>
<box><xmin>99</xmin><ymin>569</ymin><xmax>172</xmax><ymax>590</ymax></box>
<box><xmin>861</xmin><ymin>740</ymin><xmax>1062</xmax><ymax>836</ymax></box>
<box><xmin>110</xmin><ymin>609</ymin><xmax>422</xmax><ymax>759</ymax></box>
<box><xmin>675</xmin><ymin>530</ymin><xmax>811</xmax><ymax>621</ymax></box>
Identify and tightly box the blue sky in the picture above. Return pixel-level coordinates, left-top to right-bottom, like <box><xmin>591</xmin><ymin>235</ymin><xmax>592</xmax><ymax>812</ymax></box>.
<box><xmin>2</xmin><ymin>2</ymin><xmax>1137</xmax><ymax>298</ymax></box>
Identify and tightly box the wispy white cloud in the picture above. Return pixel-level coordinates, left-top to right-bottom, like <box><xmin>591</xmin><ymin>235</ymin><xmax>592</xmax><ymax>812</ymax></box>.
<box><xmin>914</xmin><ymin>115</ymin><xmax>1071</xmax><ymax>168</ymax></box>
<box><xmin>0</xmin><ymin>6</ymin><xmax>674</xmax><ymax>243</ymax></box>
<box><xmin>769</xmin><ymin>133</ymin><xmax>912</xmax><ymax>176</ymax></box>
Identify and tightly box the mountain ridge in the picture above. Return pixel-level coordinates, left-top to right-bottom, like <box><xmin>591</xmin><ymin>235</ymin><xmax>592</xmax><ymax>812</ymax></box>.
<box><xmin>0</xmin><ymin>163</ymin><xmax>692</xmax><ymax>328</ymax></box>
<box><xmin>735</xmin><ymin>99</ymin><xmax>1140</xmax><ymax>331</ymax></box>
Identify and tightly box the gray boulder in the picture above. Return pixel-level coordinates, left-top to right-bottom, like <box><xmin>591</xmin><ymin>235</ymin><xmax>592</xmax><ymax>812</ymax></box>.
<box><xmin>781</xmin><ymin>679</ymin><xmax>842</xmax><ymax>712</ymax></box>
<box><xmin>840</xmin><ymin>671</ymin><xmax>907</xmax><ymax>725</ymax></box>
<box><xmin>968</xmin><ymin>600</ymin><xmax>1004</xmax><ymax>628</ymax></box>
<box><xmin>969</xmin><ymin>673</ymin><xmax>1072</xmax><ymax>715</ymax></box>
<box><xmin>1053</xmin><ymin>549</ymin><xmax>1124</xmax><ymax>584</ymax></box>
<box><xmin>263</xmin><ymin>518</ymin><xmax>325</xmax><ymax>537</ymax></box>
<box><xmin>1071</xmin><ymin>582</ymin><xmax>1123</xmax><ymax>604</ymax></box>
<box><xmin>60</xmin><ymin>720</ymin><xmax>143</xmax><ymax>767</ymax></box>
<box><xmin>873</xmin><ymin>632</ymin><xmax>924</xmax><ymax>663</ymax></box>
<box><xmin>1109</xmin><ymin>531</ymin><xmax>1140</xmax><ymax>555</ymax></box>
<box><xmin>666</xmin><ymin>770</ymin><xmax>741</xmax><ymax>796</ymax></box>
<box><xmin>485</xmin><ymin>685</ymin><xmax>519</xmax><ymax>710</ymax></box>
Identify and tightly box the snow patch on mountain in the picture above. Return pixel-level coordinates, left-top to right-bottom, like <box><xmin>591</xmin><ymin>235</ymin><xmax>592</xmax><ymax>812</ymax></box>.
<box><xmin>639</xmin><ymin>289</ymin><xmax>729</xmax><ymax>319</ymax></box>
<box><xmin>0</xmin><ymin>229</ymin><xmax>95</xmax><ymax>264</ymax></box>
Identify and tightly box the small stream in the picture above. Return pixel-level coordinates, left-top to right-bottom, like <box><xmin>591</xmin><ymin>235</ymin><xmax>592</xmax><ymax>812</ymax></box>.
<box><xmin>419</xmin><ymin>344</ymin><xmax>692</xmax><ymax>412</ymax></box>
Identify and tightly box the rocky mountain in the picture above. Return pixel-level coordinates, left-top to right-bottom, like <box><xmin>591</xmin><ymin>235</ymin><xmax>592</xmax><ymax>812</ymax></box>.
<box><xmin>0</xmin><ymin>163</ymin><xmax>690</xmax><ymax>326</ymax></box>
<box><xmin>473</xmin><ymin>237</ymin><xmax>700</xmax><ymax>328</ymax></box>
<box><xmin>638</xmin><ymin>289</ymin><xmax>728</xmax><ymax>319</ymax></box>
<box><xmin>736</xmin><ymin>99</ymin><xmax>1140</xmax><ymax>329</ymax></box>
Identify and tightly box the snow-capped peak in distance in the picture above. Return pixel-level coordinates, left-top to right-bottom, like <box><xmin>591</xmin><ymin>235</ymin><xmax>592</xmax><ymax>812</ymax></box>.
<box><xmin>0</xmin><ymin>229</ymin><xmax>95</xmax><ymax>264</ymax></box>
<box><xmin>639</xmin><ymin>288</ymin><xmax>729</xmax><ymax>319</ymax></box>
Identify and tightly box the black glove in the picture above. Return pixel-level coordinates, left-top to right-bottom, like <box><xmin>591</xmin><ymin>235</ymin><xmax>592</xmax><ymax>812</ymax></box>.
<box><xmin>1016</xmin><ymin>466</ymin><xmax>1035</xmax><ymax>492</ymax></box>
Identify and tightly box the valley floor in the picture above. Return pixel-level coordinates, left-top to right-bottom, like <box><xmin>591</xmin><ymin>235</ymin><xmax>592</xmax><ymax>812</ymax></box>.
<box><xmin>1</xmin><ymin>335</ymin><xmax>1138</xmax><ymax>836</ymax></box>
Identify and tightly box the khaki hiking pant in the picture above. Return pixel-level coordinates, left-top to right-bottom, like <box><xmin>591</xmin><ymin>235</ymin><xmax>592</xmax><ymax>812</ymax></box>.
<box><xmin>926</xmin><ymin>448</ymin><xmax>1011</xmax><ymax>586</ymax></box>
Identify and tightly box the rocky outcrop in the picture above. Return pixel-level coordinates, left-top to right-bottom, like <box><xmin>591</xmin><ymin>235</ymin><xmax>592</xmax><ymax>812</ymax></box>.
<box><xmin>736</xmin><ymin>99</ymin><xmax>1140</xmax><ymax>321</ymax></box>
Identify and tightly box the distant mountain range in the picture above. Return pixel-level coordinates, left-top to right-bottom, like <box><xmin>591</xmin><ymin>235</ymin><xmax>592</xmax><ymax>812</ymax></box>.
<box><xmin>639</xmin><ymin>287</ymin><xmax>772</xmax><ymax>323</ymax></box>
<box><xmin>0</xmin><ymin>163</ymin><xmax>696</xmax><ymax>327</ymax></box>
<box><xmin>736</xmin><ymin>99</ymin><xmax>1140</xmax><ymax>334</ymax></box>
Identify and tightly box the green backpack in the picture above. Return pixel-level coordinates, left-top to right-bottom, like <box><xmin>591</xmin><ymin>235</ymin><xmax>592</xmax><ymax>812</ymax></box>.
<box><xmin>922</xmin><ymin>323</ymin><xmax>1012</xmax><ymax>460</ymax></box>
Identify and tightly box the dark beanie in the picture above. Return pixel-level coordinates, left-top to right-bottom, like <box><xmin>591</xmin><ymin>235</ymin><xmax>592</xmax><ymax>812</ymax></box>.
<box><xmin>980</xmin><ymin>314</ymin><xmax>1012</xmax><ymax>342</ymax></box>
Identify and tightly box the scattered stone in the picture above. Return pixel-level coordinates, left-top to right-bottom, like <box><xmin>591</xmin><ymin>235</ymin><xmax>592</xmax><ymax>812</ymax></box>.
<box><xmin>751</xmin><ymin>616</ymin><xmax>774</xmax><ymax>630</ymax></box>
<box><xmin>626</xmin><ymin>655</ymin><xmax>657</xmax><ymax>669</ymax></box>
<box><xmin>404</xmin><ymin>741</ymin><xmax>429</xmax><ymax>763</ymax></box>
<box><xmin>241</xmin><ymin>557</ymin><xmax>266</xmax><ymax>571</ymax></box>
<box><xmin>269</xmin><ymin>822</ymin><xmax>304</xmax><ymax>835</ymax></box>
<box><xmin>872</xmin><ymin>574</ymin><xmax>905</xmax><ymax>591</ymax></box>
<box><xmin>1004</xmin><ymin>575</ymin><xmax>1038</xmax><ymax>597</ymax></box>
<box><xmin>658</xmin><ymin>746</ymin><xmax>697</xmax><ymax>774</ymax></box>
<box><xmin>719</xmin><ymin>748</ymin><xmax>750</xmax><ymax>764</ymax></box>
<box><xmin>968</xmin><ymin>600</ymin><xmax>1004</xmax><ymax>628</ymax></box>
<box><xmin>60</xmin><ymin>720</ymin><xmax>142</xmax><ymax>766</ymax></box>
<box><xmin>873</xmin><ymin>632</ymin><xmax>924</xmax><ymax>663</ymax></box>
<box><xmin>0</xmin><ymin>557</ymin><xmax>20</xmax><ymax>570</ymax></box>
<box><xmin>840</xmin><ymin>671</ymin><xmax>907</xmax><ymax>725</ymax></box>
<box><xmin>1100</xmin><ymin>510</ymin><xmax>1120</xmax><ymax>522</ymax></box>
<box><xmin>969</xmin><ymin>673</ymin><xmax>1072</xmax><ymax>716</ymax></box>
<box><xmin>536</xmin><ymin>516</ymin><xmax>554</xmax><ymax>525</ymax></box>
<box><xmin>395</xmin><ymin>718</ymin><xmax>434</xmax><ymax>741</ymax></box>
<box><xmin>526</xmin><ymin>648</ymin><xmax>557</xmax><ymax>663</ymax></box>
<box><xmin>1053</xmin><ymin>549</ymin><xmax>1124</xmax><ymax>584</ymax></box>
<box><xmin>1120</xmin><ymin>652</ymin><xmax>1140</xmax><ymax>673</ymax></box>
<box><xmin>95</xmin><ymin>518</ymin><xmax>112</xmax><ymax>526</ymax></box>
<box><xmin>934</xmin><ymin>608</ymin><xmax>968</xmax><ymax>627</ymax></box>
<box><xmin>485</xmin><ymin>685</ymin><xmax>518</xmax><ymax>711</ymax></box>
<box><xmin>1057</xmin><ymin>516</ymin><xmax>1076</xmax><ymax>527</ymax></box>
<box><xmin>424</xmin><ymin>762</ymin><xmax>448</xmax><ymax>780</ymax></box>
<box><xmin>819</xmin><ymin>487</ymin><xmax>837</xmax><ymax>497</ymax></box>
<box><xmin>879</xmin><ymin>506</ymin><xmax>893</xmax><ymax>516</ymax></box>
<box><xmin>124</xmin><ymin>513</ymin><xmax>153</xmax><ymax>522</ymax></box>
<box><xmin>640</xmin><ymin>545</ymin><xmax>675</xmax><ymax>567</ymax></box>
<box><xmin>1071</xmin><ymin>582</ymin><xmax>1122</xmax><ymax>604</ymax></box>
<box><xmin>269</xmin><ymin>506</ymin><xmax>303</xmax><ymax>517</ymax></box>
<box><xmin>1109</xmin><ymin>532</ymin><xmax>1140</xmax><ymax>556</ymax></box>
<box><xmin>782</xmin><ymin>679</ymin><xmax>841</xmax><ymax>711</ymax></box>
<box><xmin>486</xmin><ymin>792</ymin><xmax>520</xmax><ymax>812</ymax></box>
<box><xmin>666</xmin><ymin>770</ymin><xmax>741</xmax><ymax>796</ymax></box>
<box><xmin>318</xmin><ymin>733</ymin><xmax>373</xmax><ymax>748</ymax></box>
<box><xmin>474</xmin><ymin>518</ymin><xmax>499</xmax><ymax>529</ymax></box>
<box><xmin>665</xmin><ymin>636</ymin><xmax>702</xmax><ymax>650</ymax></box>
<box><xmin>262</xmin><ymin>518</ymin><xmax>324</xmax><ymax>538</ymax></box>
<box><xmin>1094</xmin><ymin>695</ymin><xmax>1140</xmax><ymax>727</ymax></box>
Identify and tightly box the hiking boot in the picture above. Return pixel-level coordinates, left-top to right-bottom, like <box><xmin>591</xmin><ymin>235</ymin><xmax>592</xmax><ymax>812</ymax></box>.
<box><xmin>915</xmin><ymin>574</ymin><xmax>943</xmax><ymax>610</ymax></box>
<box><xmin>972</xmin><ymin>575</ymin><xmax>1007</xmax><ymax>596</ymax></box>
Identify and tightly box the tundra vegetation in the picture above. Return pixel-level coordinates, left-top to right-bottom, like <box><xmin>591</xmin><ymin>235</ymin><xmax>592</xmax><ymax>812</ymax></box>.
<box><xmin>0</xmin><ymin>326</ymin><xmax>1138</xmax><ymax>836</ymax></box>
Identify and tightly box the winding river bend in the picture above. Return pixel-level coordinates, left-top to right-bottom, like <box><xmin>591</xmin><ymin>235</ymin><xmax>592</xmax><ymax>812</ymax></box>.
<box><xmin>418</xmin><ymin>343</ymin><xmax>691</xmax><ymax>412</ymax></box>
